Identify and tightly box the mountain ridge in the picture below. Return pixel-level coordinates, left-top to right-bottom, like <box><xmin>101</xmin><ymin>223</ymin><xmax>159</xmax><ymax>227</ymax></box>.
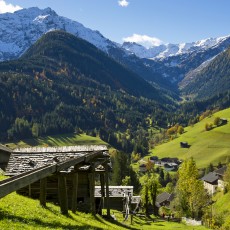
<box><xmin>1</xmin><ymin>6</ymin><xmax>230</xmax><ymax>101</ymax></box>
<box><xmin>0</xmin><ymin>30</ymin><xmax>176</xmax><ymax>150</ymax></box>
<box><xmin>122</xmin><ymin>35</ymin><xmax>230</xmax><ymax>60</ymax></box>
<box><xmin>0</xmin><ymin>7</ymin><xmax>117</xmax><ymax>62</ymax></box>
<box><xmin>180</xmin><ymin>46</ymin><xmax>230</xmax><ymax>100</ymax></box>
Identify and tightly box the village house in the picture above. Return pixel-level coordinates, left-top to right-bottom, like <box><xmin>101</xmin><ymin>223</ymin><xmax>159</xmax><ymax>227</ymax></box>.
<box><xmin>149</xmin><ymin>156</ymin><xmax>159</xmax><ymax>162</ymax></box>
<box><xmin>201</xmin><ymin>166</ymin><xmax>227</xmax><ymax>194</ymax></box>
<box><xmin>155</xmin><ymin>192</ymin><xmax>174</xmax><ymax>208</ymax></box>
<box><xmin>139</xmin><ymin>163</ymin><xmax>147</xmax><ymax>172</ymax></box>
<box><xmin>164</xmin><ymin>162</ymin><xmax>178</xmax><ymax>171</ymax></box>
<box><xmin>140</xmin><ymin>157</ymin><xmax>181</xmax><ymax>172</ymax></box>
<box><xmin>180</xmin><ymin>142</ymin><xmax>189</xmax><ymax>148</ymax></box>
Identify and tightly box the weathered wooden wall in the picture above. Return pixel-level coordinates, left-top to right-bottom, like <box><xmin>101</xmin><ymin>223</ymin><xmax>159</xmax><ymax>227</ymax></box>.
<box><xmin>16</xmin><ymin>172</ymin><xmax>96</xmax><ymax>212</ymax></box>
<box><xmin>0</xmin><ymin>150</ymin><xmax>11</xmax><ymax>170</ymax></box>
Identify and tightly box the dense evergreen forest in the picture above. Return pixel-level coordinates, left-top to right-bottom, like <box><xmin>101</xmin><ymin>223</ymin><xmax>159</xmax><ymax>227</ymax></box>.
<box><xmin>0</xmin><ymin>31</ymin><xmax>230</xmax><ymax>156</ymax></box>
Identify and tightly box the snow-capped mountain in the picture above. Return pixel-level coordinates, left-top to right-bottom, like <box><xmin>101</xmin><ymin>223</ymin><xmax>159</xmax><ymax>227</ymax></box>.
<box><xmin>0</xmin><ymin>7</ymin><xmax>117</xmax><ymax>61</ymax></box>
<box><xmin>122</xmin><ymin>35</ymin><xmax>230</xmax><ymax>60</ymax></box>
<box><xmin>0</xmin><ymin>6</ymin><xmax>230</xmax><ymax>88</ymax></box>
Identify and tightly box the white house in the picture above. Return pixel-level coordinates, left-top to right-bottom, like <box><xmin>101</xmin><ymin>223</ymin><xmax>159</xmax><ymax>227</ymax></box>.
<box><xmin>201</xmin><ymin>166</ymin><xmax>227</xmax><ymax>194</ymax></box>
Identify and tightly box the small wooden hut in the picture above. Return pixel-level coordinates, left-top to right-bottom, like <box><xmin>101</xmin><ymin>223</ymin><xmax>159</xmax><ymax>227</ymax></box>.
<box><xmin>4</xmin><ymin>145</ymin><xmax>111</xmax><ymax>215</ymax></box>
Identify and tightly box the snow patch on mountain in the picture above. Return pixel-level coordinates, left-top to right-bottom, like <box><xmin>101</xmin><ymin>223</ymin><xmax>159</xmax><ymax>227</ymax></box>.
<box><xmin>122</xmin><ymin>35</ymin><xmax>230</xmax><ymax>60</ymax></box>
<box><xmin>0</xmin><ymin>7</ymin><xmax>117</xmax><ymax>61</ymax></box>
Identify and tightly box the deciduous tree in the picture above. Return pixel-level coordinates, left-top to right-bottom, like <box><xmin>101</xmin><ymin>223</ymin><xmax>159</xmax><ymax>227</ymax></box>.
<box><xmin>175</xmin><ymin>158</ymin><xmax>209</xmax><ymax>219</ymax></box>
<box><xmin>141</xmin><ymin>173</ymin><xmax>160</xmax><ymax>216</ymax></box>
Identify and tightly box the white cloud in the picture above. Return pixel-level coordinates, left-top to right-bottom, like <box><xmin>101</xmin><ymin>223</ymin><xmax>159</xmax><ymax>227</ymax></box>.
<box><xmin>0</xmin><ymin>0</ymin><xmax>22</xmax><ymax>14</ymax></box>
<box><xmin>118</xmin><ymin>0</ymin><xmax>129</xmax><ymax>7</ymax></box>
<box><xmin>123</xmin><ymin>34</ymin><xmax>164</xmax><ymax>48</ymax></box>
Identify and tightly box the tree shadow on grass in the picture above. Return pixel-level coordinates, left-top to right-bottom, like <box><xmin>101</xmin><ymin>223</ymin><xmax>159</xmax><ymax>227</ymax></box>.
<box><xmin>20</xmin><ymin>138</ymin><xmax>39</xmax><ymax>147</ymax></box>
<box><xmin>95</xmin><ymin>215</ymin><xmax>138</xmax><ymax>230</ymax></box>
<box><xmin>0</xmin><ymin>211</ymin><xmax>104</xmax><ymax>230</ymax></box>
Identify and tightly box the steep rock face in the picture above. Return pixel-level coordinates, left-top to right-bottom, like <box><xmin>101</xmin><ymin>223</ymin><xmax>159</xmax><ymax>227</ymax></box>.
<box><xmin>0</xmin><ymin>7</ymin><xmax>117</xmax><ymax>61</ymax></box>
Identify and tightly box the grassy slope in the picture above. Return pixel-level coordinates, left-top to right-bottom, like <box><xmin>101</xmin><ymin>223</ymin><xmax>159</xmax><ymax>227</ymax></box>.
<box><xmin>0</xmin><ymin>192</ymin><xmax>129</xmax><ymax>230</ymax></box>
<box><xmin>0</xmin><ymin>192</ymin><xmax>208</xmax><ymax>230</ymax></box>
<box><xmin>211</xmin><ymin>191</ymin><xmax>230</xmax><ymax>227</ymax></box>
<box><xmin>148</xmin><ymin>108</ymin><xmax>230</xmax><ymax>168</ymax></box>
<box><xmin>1</xmin><ymin>135</ymin><xmax>209</xmax><ymax>229</ymax></box>
<box><xmin>5</xmin><ymin>133</ymin><xmax>107</xmax><ymax>149</ymax></box>
<box><xmin>213</xmin><ymin>191</ymin><xmax>230</xmax><ymax>212</ymax></box>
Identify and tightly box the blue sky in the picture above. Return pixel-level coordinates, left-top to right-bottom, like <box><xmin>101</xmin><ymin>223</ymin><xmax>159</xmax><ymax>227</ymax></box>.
<box><xmin>1</xmin><ymin>0</ymin><xmax>230</xmax><ymax>46</ymax></box>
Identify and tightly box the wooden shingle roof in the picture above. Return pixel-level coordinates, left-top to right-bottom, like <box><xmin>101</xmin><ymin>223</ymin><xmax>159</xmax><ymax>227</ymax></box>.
<box><xmin>215</xmin><ymin>166</ymin><xmax>227</xmax><ymax>177</ymax></box>
<box><xmin>201</xmin><ymin>166</ymin><xmax>227</xmax><ymax>184</ymax></box>
<box><xmin>201</xmin><ymin>172</ymin><xmax>219</xmax><ymax>184</ymax></box>
<box><xmin>156</xmin><ymin>192</ymin><xmax>172</xmax><ymax>204</ymax></box>
<box><xmin>5</xmin><ymin>145</ymin><xmax>108</xmax><ymax>176</ymax></box>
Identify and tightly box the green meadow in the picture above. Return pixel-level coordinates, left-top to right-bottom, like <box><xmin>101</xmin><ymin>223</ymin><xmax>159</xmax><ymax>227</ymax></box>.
<box><xmin>6</xmin><ymin>133</ymin><xmax>107</xmax><ymax>149</ymax></box>
<box><xmin>0</xmin><ymin>191</ymin><xmax>209</xmax><ymax>230</ymax></box>
<box><xmin>148</xmin><ymin>108</ymin><xmax>230</xmax><ymax>168</ymax></box>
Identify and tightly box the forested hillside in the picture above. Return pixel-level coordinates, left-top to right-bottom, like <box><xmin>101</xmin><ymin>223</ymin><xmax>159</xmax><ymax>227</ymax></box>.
<box><xmin>0</xmin><ymin>30</ymin><xmax>177</xmax><ymax>155</ymax></box>
<box><xmin>1</xmin><ymin>30</ymin><xmax>230</xmax><ymax>156</ymax></box>
<box><xmin>180</xmin><ymin>47</ymin><xmax>230</xmax><ymax>100</ymax></box>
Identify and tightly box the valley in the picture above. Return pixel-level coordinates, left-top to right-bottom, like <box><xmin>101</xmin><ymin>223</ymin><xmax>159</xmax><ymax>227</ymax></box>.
<box><xmin>0</xmin><ymin>5</ymin><xmax>230</xmax><ymax>230</ymax></box>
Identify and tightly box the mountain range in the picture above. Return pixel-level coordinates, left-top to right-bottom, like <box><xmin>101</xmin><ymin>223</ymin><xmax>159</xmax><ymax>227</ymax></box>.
<box><xmin>1</xmin><ymin>7</ymin><xmax>230</xmax><ymax>98</ymax></box>
<box><xmin>123</xmin><ymin>35</ymin><xmax>230</xmax><ymax>60</ymax></box>
<box><xmin>0</xmin><ymin>7</ymin><xmax>118</xmax><ymax>62</ymax></box>
<box><xmin>0</xmin><ymin>6</ymin><xmax>230</xmax><ymax>154</ymax></box>
<box><xmin>0</xmin><ymin>30</ymin><xmax>177</xmax><ymax>152</ymax></box>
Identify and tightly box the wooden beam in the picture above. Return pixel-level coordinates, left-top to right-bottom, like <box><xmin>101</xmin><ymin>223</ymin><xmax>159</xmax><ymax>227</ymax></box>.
<box><xmin>84</xmin><ymin>151</ymin><xmax>104</xmax><ymax>163</ymax></box>
<box><xmin>99</xmin><ymin>173</ymin><xmax>105</xmax><ymax>215</ymax></box>
<box><xmin>0</xmin><ymin>164</ymin><xmax>56</xmax><ymax>199</ymax></box>
<box><xmin>58</xmin><ymin>173</ymin><xmax>68</xmax><ymax>215</ymax></box>
<box><xmin>28</xmin><ymin>184</ymin><xmax>31</xmax><ymax>197</ymax></box>
<box><xmin>105</xmin><ymin>163</ymin><xmax>110</xmax><ymax>217</ymax></box>
<box><xmin>40</xmin><ymin>177</ymin><xmax>47</xmax><ymax>207</ymax></box>
<box><xmin>71</xmin><ymin>173</ymin><xmax>78</xmax><ymax>213</ymax></box>
<box><xmin>100</xmin><ymin>173</ymin><xmax>105</xmax><ymax>197</ymax></box>
<box><xmin>88</xmin><ymin>172</ymin><xmax>96</xmax><ymax>215</ymax></box>
<box><xmin>56</xmin><ymin>155</ymin><xmax>85</xmax><ymax>171</ymax></box>
<box><xmin>57</xmin><ymin>151</ymin><xmax>105</xmax><ymax>171</ymax></box>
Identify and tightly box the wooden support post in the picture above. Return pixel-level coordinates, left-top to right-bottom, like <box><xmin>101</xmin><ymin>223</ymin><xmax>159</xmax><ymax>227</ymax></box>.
<box><xmin>99</xmin><ymin>173</ymin><xmax>105</xmax><ymax>215</ymax></box>
<box><xmin>100</xmin><ymin>173</ymin><xmax>105</xmax><ymax>197</ymax></box>
<box><xmin>105</xmin><ymin>163</ymin><xmax>110</xmax><ymax>217</ymax></box>
<box><xmin>58</xmin><ymin>173</ymin><xmax>68</xmax><ymax>215</ymax></box>
<box><xmin>71</xmin><ymin>173</ymin><xmax>78</xmax><ymax>213</ymax></box>
<box><xmin>40</xmin><ymin>177</ymin><xmax>47</xmax><ymax>207</ymax></box>
<box><xmin>28</xmin><ymin>184</ymin><xmax>31</xmax><ymax>197</ymax></box>
<box><xmin>88</xmin><ymin>172</ymin><xmax>95</xmax><ymax>215</ymax></box>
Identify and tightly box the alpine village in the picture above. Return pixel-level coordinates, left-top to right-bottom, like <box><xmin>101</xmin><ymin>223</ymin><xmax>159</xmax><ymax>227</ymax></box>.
<box><xmin>1</xmin><ymin>6</ymin><xmax>230</xmax><ymax>230</ymax></box>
